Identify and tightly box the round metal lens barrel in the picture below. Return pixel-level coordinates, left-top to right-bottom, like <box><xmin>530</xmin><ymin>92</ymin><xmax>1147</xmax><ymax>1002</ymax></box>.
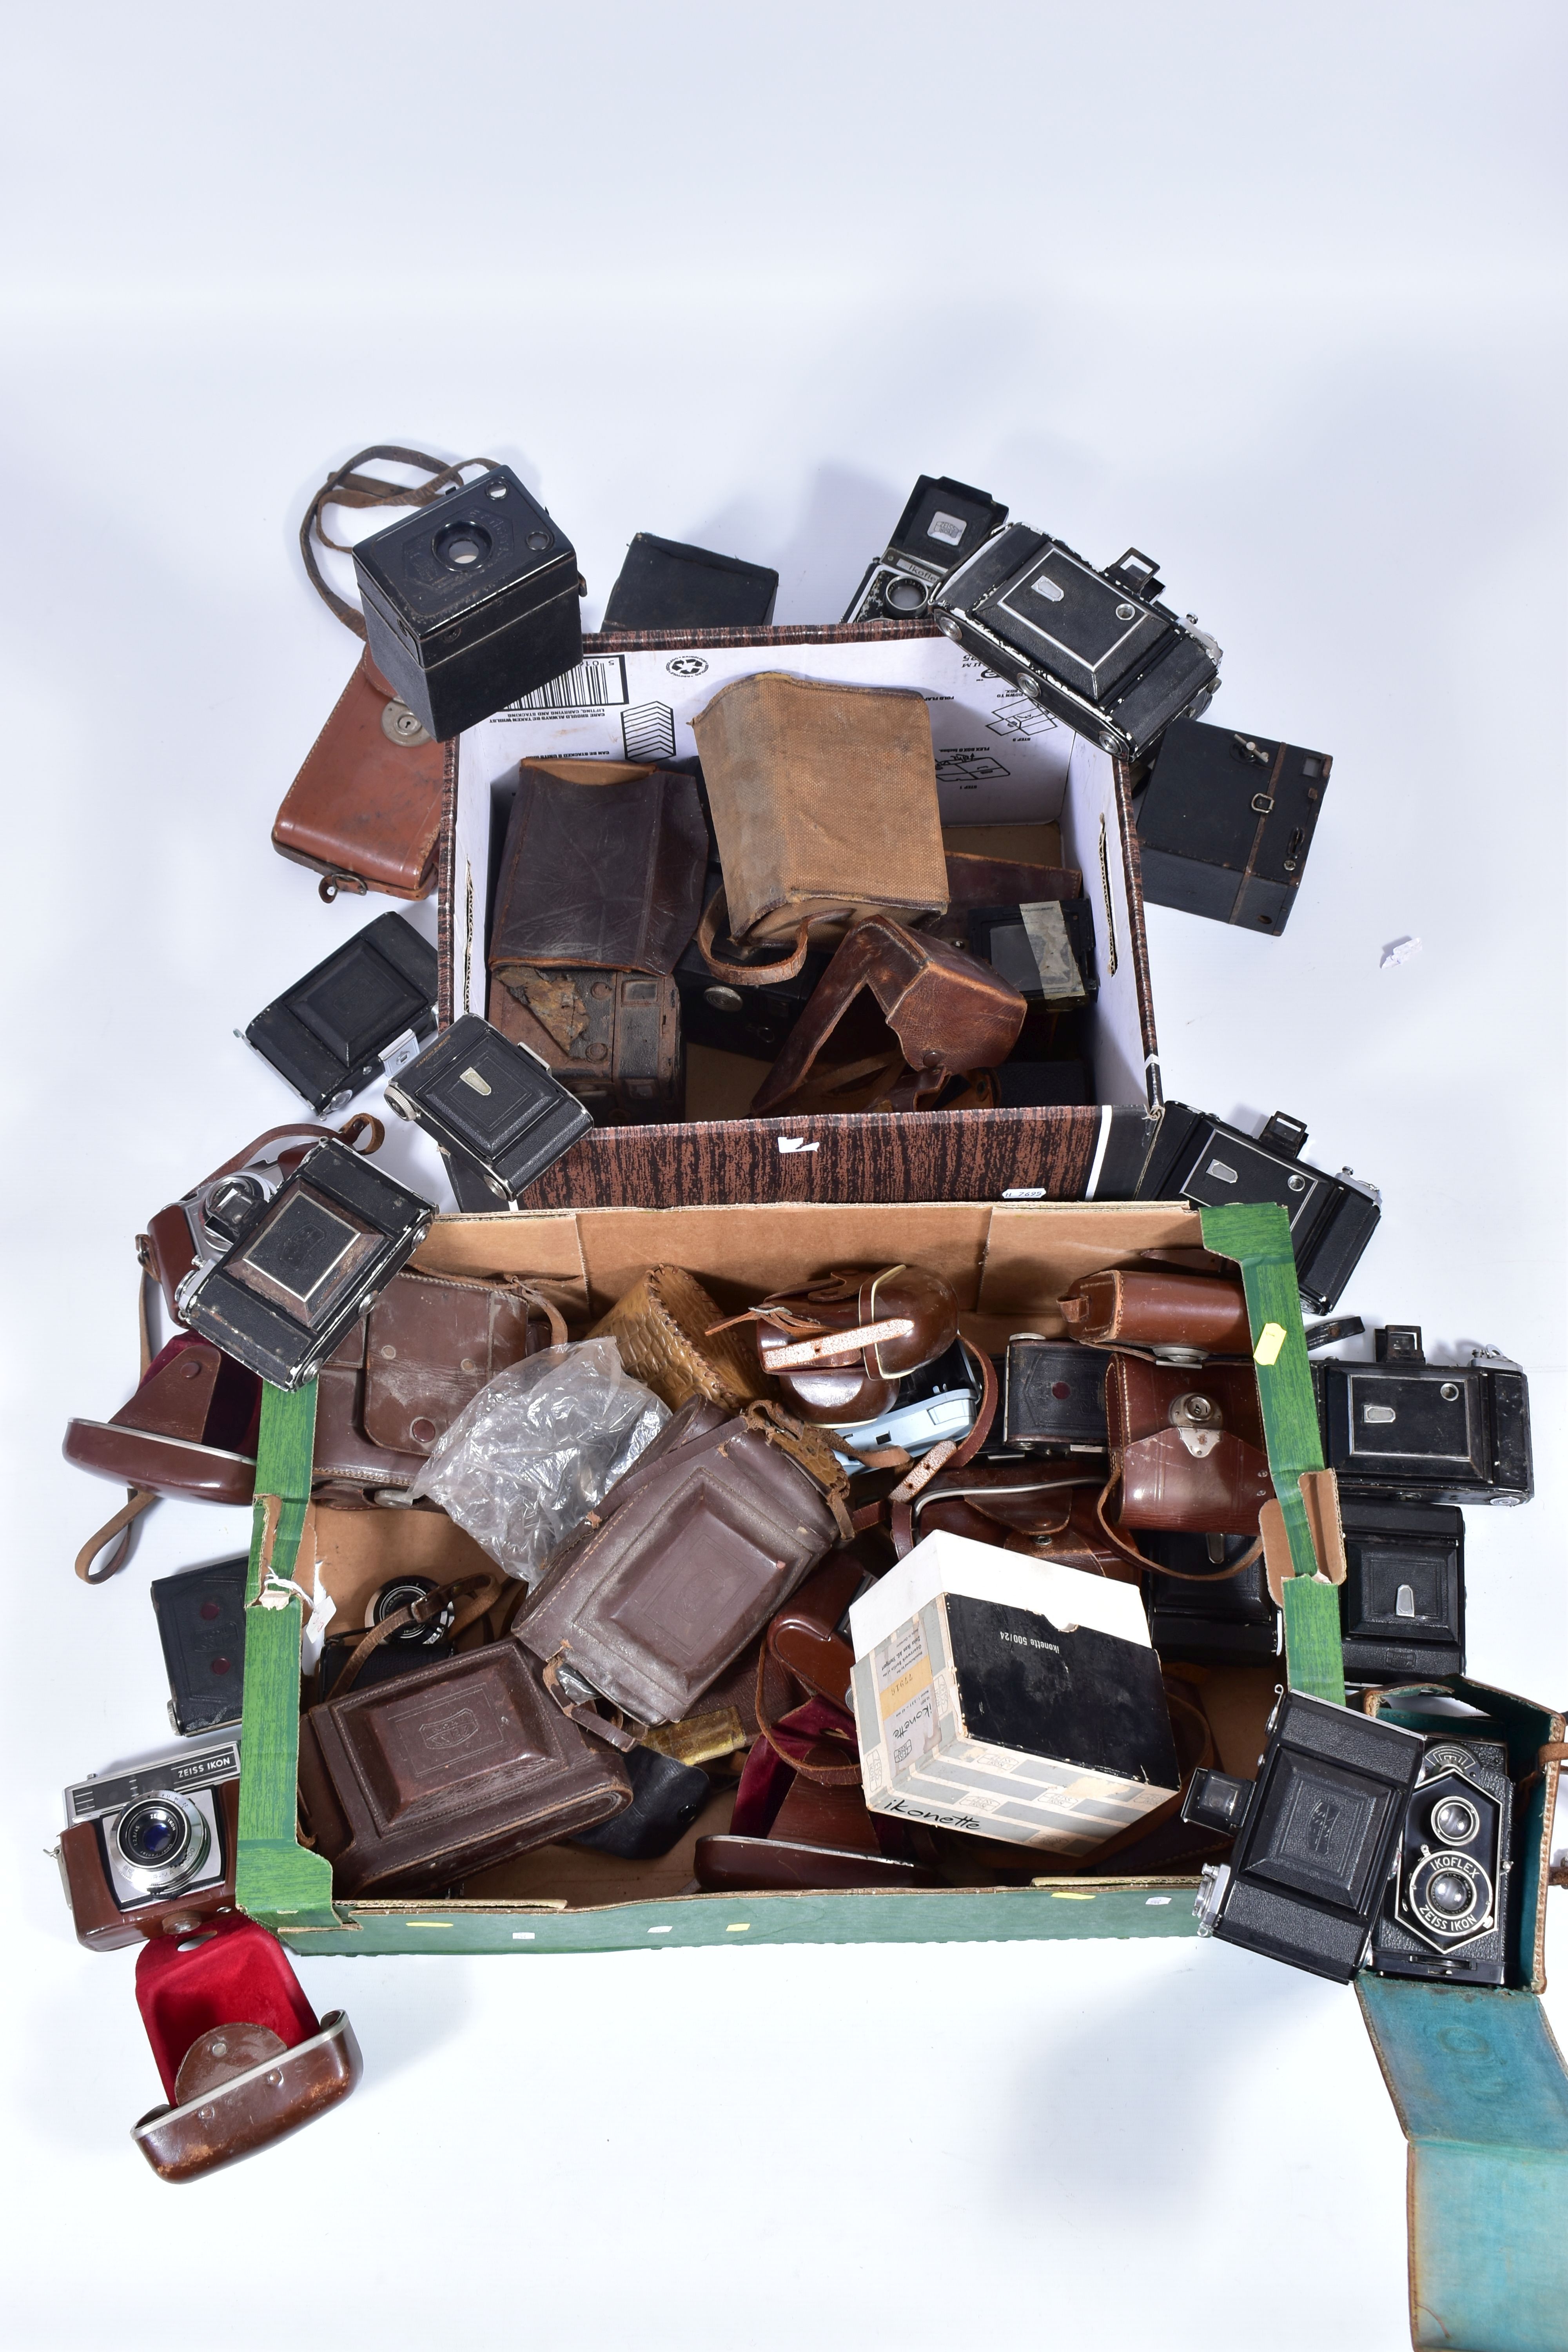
<box><xmin>1430</xmin><ymin>1796</ymin><xmax>1480</xmax><ymax>1846</ymax></box>
<box><xmin>116</xmin><ymin>1798</ymin><xmax>190</xmax><ymax>1871</ymax></box>
<box><xmin>884</xmin><ymin>577</ymin><xmax>927</xmax><ymax>614</ymax></box>
<box><xmin>1426</xmin><ymin>1869</ymin><xmax>1478</xmax><ymax>1919</ymax></box>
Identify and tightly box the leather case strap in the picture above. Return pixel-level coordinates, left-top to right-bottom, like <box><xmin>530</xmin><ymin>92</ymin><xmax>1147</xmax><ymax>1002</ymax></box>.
<box><xmin>695</xmin><ymin>884</ymin><xmax>813</xmax><ymax>985</ymax></box>
<box><xmin>299</xmin><ymin>446</ymin><xmax>497</xmax><ymax>637</ymax></box>
<box><xmin>325</xmin><ymin>1570</ymin><xmax>506</xmax><ymax>1699</ymax></box>
<box><xmin>75</xmin><ymin>1487</ymin><xmax>159</xmax><ymax>1584</ymax></box>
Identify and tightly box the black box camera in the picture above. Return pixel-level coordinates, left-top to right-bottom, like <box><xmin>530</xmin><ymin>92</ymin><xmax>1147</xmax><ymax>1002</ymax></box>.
<box><xmin>1315</xmin><ymin>1327</ymin><xmax>1533</xmax><ymax>1507</ymax></box>
<box><xmin>603</xmin><ymin>533</ymin><xmax>778</xmax><ymax>631</ymax></box>
<box><xmin>1132</xmin><ymin>1103</ymin><xmax>1380</xmax><ymax>1314</ymax></box>
<box><xmin>1143</xmin><ymin>1548</ymin><xmax>1281</xmax><ymax>1669</ymax></box>
<box><xmin>353</xmin><ymin>465</ymin><xmax>583</xmax><ymax>740</ymax></box>
<box><xmin>151</xmin><ymin>1556</ymin><xmax>250</xmax><ymax>1737</ymax></box>
<box><xmin>843</xmin><ymin>474</ymin><xmax>1008</xmax><ymax>623</ymax></box>
<box><xmin>933</xmin><ymin>530</ymin><xmax>1220</xmax><ymax>764</ymax></box>
<box><xmin>1134</xmin><ymin>717</ymin><xmax>1331</xmax><ymax>936</ymax></box>
<box><xmin>385</xmin><ymin>1013</ymin><xmax>593</xmax><ymax>1204</ymax></box>
<box><xmin>181</xmin><ymin>1138</ymin><xmax>434</xmax><ymax>1390</ymax></box>
<box><xmin>244</xmin><ymin>913</ymin><xmax>438</xmax><ymax>1115</ymax></box>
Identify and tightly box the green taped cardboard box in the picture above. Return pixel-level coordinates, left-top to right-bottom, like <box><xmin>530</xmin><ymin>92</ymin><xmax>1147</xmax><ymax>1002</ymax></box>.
<box><xmin>234</xmin><ymin>1196</ymin><xmax>1564</xmax><ymax>2352</ymax></box>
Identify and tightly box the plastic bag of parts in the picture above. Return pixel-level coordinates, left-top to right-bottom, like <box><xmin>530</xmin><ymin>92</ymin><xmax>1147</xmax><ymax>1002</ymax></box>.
<box><xmin>410</xmin><ymin>1339</ymin><xmax>670</xmax><ymax>1585</ymax></box>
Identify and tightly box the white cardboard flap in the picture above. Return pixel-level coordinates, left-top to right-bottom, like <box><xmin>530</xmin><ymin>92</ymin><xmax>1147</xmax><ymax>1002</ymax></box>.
<box><xmin>848</xmin><ymin>1528</ymin><xmax>1152</xmax><ymax>1661</ymax></box>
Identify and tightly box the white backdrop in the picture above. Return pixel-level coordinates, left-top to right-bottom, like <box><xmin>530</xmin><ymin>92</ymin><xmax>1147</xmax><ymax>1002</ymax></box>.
<box><xmin>2</xmin><ymin>7</ymin><xmax>1564</xmax><ymax>2349</ymax></box>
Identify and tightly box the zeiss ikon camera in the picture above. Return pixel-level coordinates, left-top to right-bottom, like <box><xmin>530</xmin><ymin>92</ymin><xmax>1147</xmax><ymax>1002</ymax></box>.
<box><xmin>932</xmin><ymin>530</ymin><xmax>1220</xmax><ymax>764</ymax></box>
<box><xmin>354</xmin><ymin>464</ymin><xmax>583</xmax><ymax>740</ymax></box>
<box><xmin>178</xmin><ymin>1138</ymin><xmax>434</xmax><ymax>1391</ymax></box>
<box><xmin>1315</xmin><ymin>1326</ymin><xmax>1533</xmax><ymax>1507</ymax></box>
<box><xmin>1132</xmin><ymin>1104</ymin><xmax>1381</xmax><ymax>1314</ymax></box>
<box><xmin>1370</xmin><ymin>1737</ymin><xmax>1512</xmax><ymax>1985</ymax></box>
<box><xmin>244</xmin><ymin>913</ymin><xmax>438</xmax><ymax>1115</ymax></box>
<box><xmin>386</xmin><ymin>1013</ymin><xmax>593</xmax><ymax>1202</ymax></box>
<box><xmin>1339</xmin><ymin>1501</ymin><xmax>1465</xmax><ymax>1684</ymax></box>
<box><xmin>57</xmin><ymin>1737</ymin><xmax>241</xmax><ymax>1951</ymax></box>
<box><xmin>1134</xmin><ymin>717</ymin><xmax>1332</xmax><ymax>936</ymax></box>
<box><xmin>843</xmin><ymin>474</ymin><xmax>1009</xmax><ymax>624</ymax></box>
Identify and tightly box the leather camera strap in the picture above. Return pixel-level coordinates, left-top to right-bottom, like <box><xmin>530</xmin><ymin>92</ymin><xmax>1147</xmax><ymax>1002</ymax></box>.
<box><xmin>299</xmin><ymin>445</ymin><xmax>499</xmax><ymax>637</ymax></box>
<box><xmin>74</xmin><ymin>1252</ymin><xmax>170</xmax><ymax>1583</ymax></box>
<box><xmin>539</xmin><ymin>1644</ymin><xmax>639</xmax><ymax>1752</ymax></box>
<box><xmin>886</xmin><ymin>1340</ymin><xmax>998</xmax><ymax>1553</ymax></box>
<box><xmin>739</xmin><ymin>1399</ymin><xmax>860</xmax><ymax>1540</ymax></box>
<box><xmin>696</xmin><ymin>885</ymin><xmax>813</xmax><ymax>986</ymax></box>
<box><xmin>323</xmin><ymin>1570</ymin><xmax>505</xmax><ymax>1699</ymax></box>
<box><xmin>202</xmin><ymin>1112</ymin><xmax>383</xmax><ymax>1190</ymax></box>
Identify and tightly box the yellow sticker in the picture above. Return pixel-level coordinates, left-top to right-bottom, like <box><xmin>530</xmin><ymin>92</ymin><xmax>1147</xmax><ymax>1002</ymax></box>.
<box><xmin>1253</xmin><ymin>1321</ymin><xmax>1287</xmax><ymax>1367</ymax></box>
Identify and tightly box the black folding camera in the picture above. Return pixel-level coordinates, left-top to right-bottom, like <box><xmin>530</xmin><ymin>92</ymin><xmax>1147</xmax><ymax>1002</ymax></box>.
<box><xmin>244</xmin><ymin>913</ymin><xmax>439</xmax><ymax>1115</ymax></box>
<box><xmin>603</xmin><ymin>533</ymin><xmax>778</xmax><ymax>630</ymax></box>
<box><xmin>842</xmin><ymin>474</ymin><xmax>1008</xmax><ymax>623</ymax></box>
<box><xmin>1368</xmin><ymin>1736</ymin><xmax>1513</xmax><ymax>1986</ymax></box>
<box><xmin>1339</xmin><ymin>1501</ymin><xmax>1465</xmax><ymax>1684</ymax></box>
<box><xmin>933</xmin><ymin>531</ymin><xmax>1220</xmax><ymax>764</ymax></box>
<box><xmin>1315</xmin><ymin>1327</ymin><xmax>1533</xmax><ymax>1507</ymax></box>
<box><xmin>152</xmin><ymin>1556</ymin><xmax>250</xmax><ymax>1736</ymax></box>
<box><xmin>966</xmin><ymin>900</ymin><xmax>1098</xmax><ymax>1007</ymax></box>
<box><xmin>353</xmin><ymin>464</ymin><xmax>583</xmax><ymax>740</ymax></box>
<box><xmin>180</xmin><ymin>1138</ymin><xmax>434</xmax><ymax>1389</ymax></box>
<box><xmin>385</xmin><ymin>1013</ymin><xmax>593</xmax><ymax>1203</ymax></box>
<box><xmin>1182</xmin><ymin>1690</ymin><xmax>1427</xmax><ymax>1982</ymax></box>
<box><xmin>1001</xmin><ymin>1337</ymin><xmax>1111</xmax><ymax>1453</ymax></box>
<box><xmin>1143</xmin><ymin>1548</ymin><xmax>1281</xmax><ymax>1669</ymax></box>
<box><xmin>1134</xmin><ymin>717</ymin><xmax>1331</xmax><ymax>935</ymax></box>
<box><xmin>1132</xmin><ymin>1103</ymin><xmax>1380</xmax><ymax>1314</ymax></box>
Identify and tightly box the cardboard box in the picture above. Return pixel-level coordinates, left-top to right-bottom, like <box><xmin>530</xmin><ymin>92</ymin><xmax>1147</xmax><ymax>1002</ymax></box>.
<box><xmin>438</xmin><ymin>619</ymin><xmax>1163</xmax><ymax>1207</ymax></box>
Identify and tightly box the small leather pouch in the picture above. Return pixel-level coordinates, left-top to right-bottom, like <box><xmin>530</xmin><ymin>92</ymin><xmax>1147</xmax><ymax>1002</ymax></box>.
<box><xmin>691</xmin><ymin>673</ymin><xmax>949</xmax><ymax>976</ymax></box>
<box><xmin>588</xmin><ymin>1265</ymin><xmax>771</xmax><ymax>1415</ymax></box>
<box><xmin>296</xmin><ymin>1635</ymin><xmax>631</xmax><ymax>1898</ymax></box>
<box><xmin>517</xmin><ymin>1395</ymin><xmax>852</xmax><ymax>1727</ymax></box>
<box><xmin>272</xmin><ymin>650</ymin><xmax>446</xmax><ymax>903</ymax></box>
<box><xmin>1059</xmin><ymin>1268</ymin><xmax>1252</xmax><ymax>1357</ymax></box>
<box><xmin>489</xmin><ymin>760</ymin><xmax>708</xmax><ymax>975</ymax></box>
<box><xmin>1102</xmin><ymin>1357</ymin><xmax>1274</xmax><ymax>1550</ymax></box>
<box><xmin>311</xmin><ymin>1266</ymin><xmax>564</xmax><ymax>1508</ymax></box>
<box><xmin>749</xmin><ymin>916</ymin><xmax>1026</xmax><ymax>1117</ymax></box>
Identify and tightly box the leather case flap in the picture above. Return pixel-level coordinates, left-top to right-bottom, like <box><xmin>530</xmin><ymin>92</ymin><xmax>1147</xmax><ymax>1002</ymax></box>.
<box><xmin>489</xmin><ymin>762</ymin><xmax>708</xmax><ymax>973</ymax></box>
<box><xmin>691</xmin><ymin>673</ymin><xmax>948</xmax><ymax>941</ymax></box>
<box><xmin>1106</xmin><ymin>1357</ymin><xmax>1272</xmax><ymax>1533</ymax></box>
<box><xmin>272</xmin><ymin>653</ymin><xmax>444</xmax><ymax>899</ymax></box>
<box><xmin>359</xmin><ymin>1269</ymin><xmax>546</xmax><ymax>1455</ymax></box>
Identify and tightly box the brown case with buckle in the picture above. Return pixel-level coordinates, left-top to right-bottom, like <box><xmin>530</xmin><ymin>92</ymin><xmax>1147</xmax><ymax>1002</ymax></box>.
<box><xmin>295</xmin><ymin>1638</ymin><xmax>631</xmax><ymax>1897</ymax></box>
<box><xmin>489</xmin><ymin>760</ymin><xmax>708</xmax><ymax>975</ymax></box>
<box><xmin>691</xmin><ymin>673</ymin><xmax>949</xmax><ymax>962</ymax></box>
<box><xmin>272</xmin><ymin>651</ymin><xmax>446</xmax><ymax>902</ymax></box>
<box><xmin>310</xmin><ymin>1266</ymin><xmax>563</xmax><ymax>1506</ymax></box>
<box><xmin>1060</xmin><ymin>1267</ymin><xmax>1252</xmax><ymax>1355</ymax></box>
<box><xmin>517</xmin><ymin>1394</ymin><xmax>848</xmax><ymax>1726</ymax></box>
<box><xmin>1104</xmin><ymin>1357</ymin><xmax>1273</xmax><ymax>1534</ymax></box>
<box><xmin>489</xmin><ymin>967</ymin><xmax>682</xmax><ymax>1123</ymax></box>
<box><xmin>749</xmin><ymin>915</ymin><xmax>1026</xmax><ymax>1116</ymax></box>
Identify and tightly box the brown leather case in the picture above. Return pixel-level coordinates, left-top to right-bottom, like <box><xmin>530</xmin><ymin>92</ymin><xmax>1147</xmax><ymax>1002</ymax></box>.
<box><xmin>489</xmin><ymin>967</ymin><xmax>682</xmax><ymax>1122</ymax></box>
<box><xmin>942</xmin><ymin>851</ymin><xmax>1082</xmax><ymax>909</ymax></box>
<box><xmin>517</xmin><ymin>1395</ymin><xmax>848</xmax><ymax>1726</ymax></box>
<box><xmin>1104</xmin><ymin>1357</ymin><xmax>1273</xmax><ymax>1534</ymax></box>
<box><xmin>58</xmin><ymin>1779</ymin><xmax>241</xmax><ymax>1953</ymax></box>
<box><xmin>743</xmin><ymin>1263</ymin><xmax>960</xmax><ymax>1422</ymax></box>
<box><xmin>63</xmin><ymin>1336</ymin><xmax>259</xmax><ymax>1509</ymax></box>
<box><xmin>311</xmin><ymin>1266</ymin><xmax>562</xmax><ymax>1506</ymax></box>
<box><xmin>691</xmin><ymin>673</ymin><xmax>949</xmax><ymax>956</ymax></box>
<box><xmin>134</xmin><ymin>2013</ymin><xmax>362</xmax><ymax>2181</ymax></box>
<box><xmin>1059</xmin><ymin>1268</ymin><xmax>1252</xmax><ymax>1356</ymax></box>
<box><xmin>489</xmin><ymin>760</ymin><xmax>708</xmax><ymax>975</ymax></box>
<box><xmin>272</xmin><ymin>652</ymin><xmax>445</xmax><ymax>901</ymax></box>
<box><xmin>749</xmin><ymin>915</ymin><xmax>1027</xmax><ymax>1116</ymax></box>
<box><xmin>296</xmin><ymin>1639</ymin><xmax>631</xmax><ymax>1897</ymax></box>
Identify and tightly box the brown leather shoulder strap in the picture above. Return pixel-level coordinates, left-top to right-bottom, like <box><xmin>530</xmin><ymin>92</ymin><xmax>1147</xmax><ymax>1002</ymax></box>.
<box><xmin>323</xmin><ymin>1571</ymin><xmax>503</xmax><ymax>1699</ymax></box>
<box><xmin>696</xmin><ymin>886</ymin><xmax>813</xmax><ymax>985</ymax></box>
<box><xmin>299</xmin><ymin>446</ymin><xmax>499</xmax><ymax>636</ymax></box>
<box><xmin>200</xmin><ymin>1113</ymin><xmax>383</xmax><ymax>1191</ymax></box>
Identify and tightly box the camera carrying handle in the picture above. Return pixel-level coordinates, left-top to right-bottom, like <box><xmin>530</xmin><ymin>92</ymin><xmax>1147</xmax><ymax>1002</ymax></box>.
<box><xmin>299</xmin><ymin>445</ymin><xmax>499</xmax><ymax>637</ymax></box>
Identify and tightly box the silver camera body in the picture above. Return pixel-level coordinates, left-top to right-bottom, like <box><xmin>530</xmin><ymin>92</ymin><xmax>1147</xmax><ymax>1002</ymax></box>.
<box><xmin>62</xmin><ymin>1736</ymin><xmax>240</xmax><ymax>1913</ymax></box>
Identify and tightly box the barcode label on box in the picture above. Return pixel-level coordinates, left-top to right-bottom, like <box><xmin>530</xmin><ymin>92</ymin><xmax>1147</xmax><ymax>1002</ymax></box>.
<box><xmin>501</xmin><ymin>656</ymin><xmax>629</xmax><ymax>714</ymax></box>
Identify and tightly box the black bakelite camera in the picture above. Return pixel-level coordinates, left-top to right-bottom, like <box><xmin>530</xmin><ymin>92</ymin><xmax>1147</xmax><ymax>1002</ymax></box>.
<box><xmin>244</xmin><ymin>913</ymin><xmax>439</xmax><ymax>1115</ymax></box>
<box><xmin>842</xmin><ymin>474</ymin><xmax>1008</xmax><ymax>624</ymax></box>
<box><xmin>1315</xmin><ymin>1326</ymin><xmax>1533</xmax><ymax>1507</ymax></box>
<box><xmin>1134</xmin><ymin>717</ymin><xmax>1331</xmax><ymax>935</ymax></box>
<box><xmin>354</xmin><ymin>465</ymin><xmax>583</xmax><ymax>740</ymax></box>
<box><xmin>603</xmin><ymin>533</ymin><xmax>778</xmax><ymax>630</ymax></box>
<box><xmin>385</xmin><ymin>1013</ymin><xmax>593</xmax><ymax>1203</ymax></box>
<box><xmin>933</xmin><ymin>531</ymin><xmax>1220</xmax><ymax>764</ymax></box>
<box><xmin>1000</xmin><ymin>1337</ymin><xmax>1111</xmax><ymax>1453</ymax></box>
<box><xmin>1183</xmin><ymin>1694</ymin><xmax>1514</xmax><ymax>1985</ymax></box>
<box><xmin>1143</xmin><ymin>1547</ymin><xmax>1281</xmax><ymax>1669</ymax></box>
<box><xmin>1132</xmin><ymin>1103</ymin><xmax>1380</xmax><ymax>1314</ymax></box>
<box><xmin>152</xmin><ymin>1557</ymin><xmax>250</xmax><ymax>1736</ymax></box>
<box><xmin>1338</xmin><ymin>1501</ymin><xmax>1465</xmax><ymax>1684</ymax></box>
<box><xmin>180</xmin><ymin>1138</ymin><xmax>434</xmax><ymax>1390</ymax></box>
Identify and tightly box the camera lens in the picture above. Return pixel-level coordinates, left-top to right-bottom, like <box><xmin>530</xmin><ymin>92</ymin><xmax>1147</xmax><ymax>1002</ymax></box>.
<box><xmin>434</xmin><ymin>521</ymin><xmax>492</xmax><ymax>573</ymax></box>
<box><xmin>117</xmin><ymin>1798</ymin><xmax>190</xmax><ymax>1871</ymax></box>
<box><xmin>885</xmin><ymin>577</ymin><xmax>928</xmax><ymax>614</ymax></box>
<box><xmin>1431</xmin><ymin>1796</ymin><xmax>1479</xmax><ymax>1845</ymax></box>
<box><xmin>1426</xmin><ymin>1869</ymin><xmax>1477</xmax><ymax>1920</ymax></box>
